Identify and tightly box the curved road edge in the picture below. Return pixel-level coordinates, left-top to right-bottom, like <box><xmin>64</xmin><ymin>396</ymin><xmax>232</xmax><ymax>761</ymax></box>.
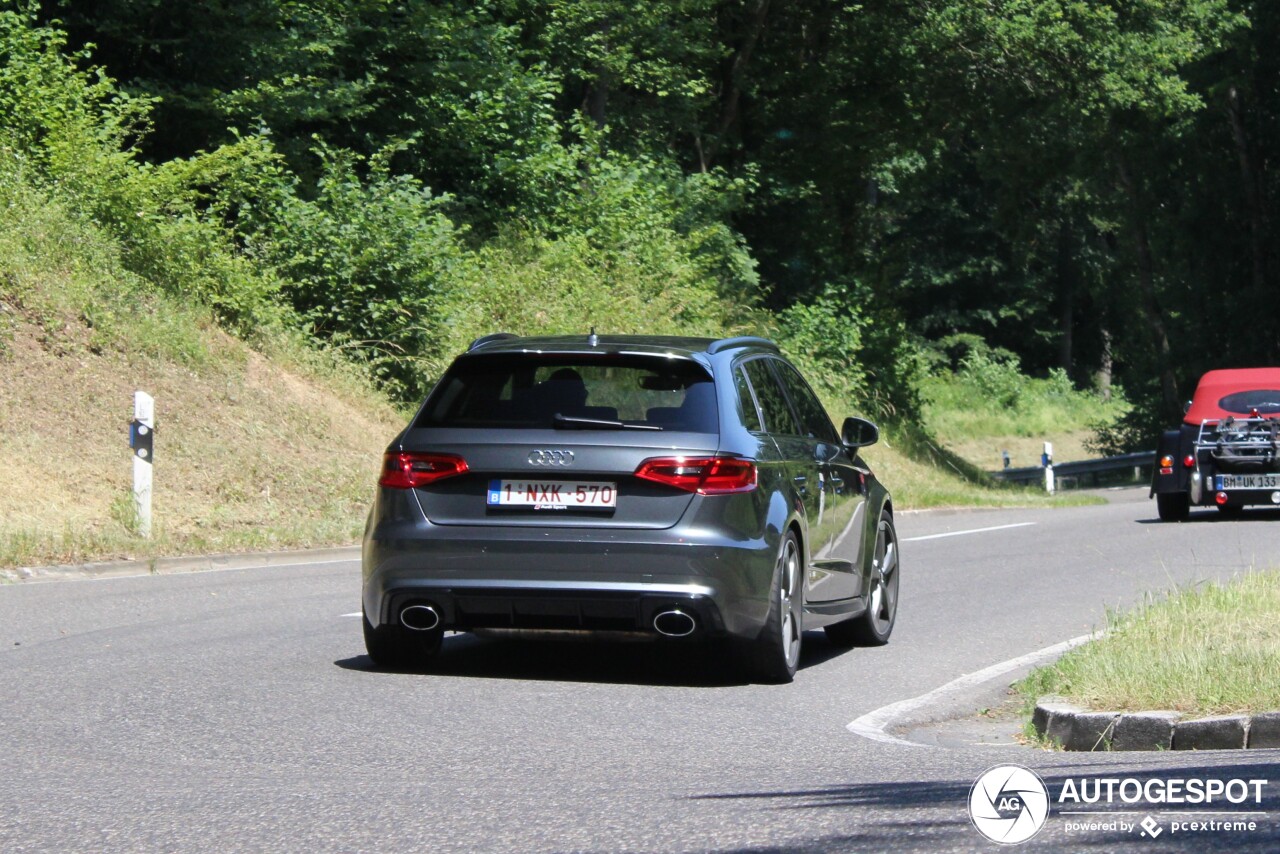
<box><xmin>847</xmin><ymin>632</ymin><xmax>1096</xmax><ymax>747</ymax></box>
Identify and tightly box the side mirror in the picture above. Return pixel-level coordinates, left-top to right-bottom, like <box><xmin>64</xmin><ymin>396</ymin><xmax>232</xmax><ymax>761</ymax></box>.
<box><xmin>841</xmin><ymin>416</ymin><xmax>880</xmax><ymax>449</ymax></box>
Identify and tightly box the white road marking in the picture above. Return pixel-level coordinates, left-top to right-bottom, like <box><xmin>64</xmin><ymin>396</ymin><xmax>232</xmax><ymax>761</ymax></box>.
<box><xmin>902</xmin><ymin>522</ymin><xmax>1036</xmax><ymax>542</ymax></box>
<box><xmin>846</xmin><ymin>633</ymin><xmax>1096</xmax><ymax>747</ymax></box>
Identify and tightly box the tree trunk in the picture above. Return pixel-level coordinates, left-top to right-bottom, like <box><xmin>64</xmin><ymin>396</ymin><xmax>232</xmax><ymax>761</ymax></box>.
<box><xmin>1095</xmin><ymin>326</ymin><xmax>1113</xmax><ymax>402</ymax></box>
<box><xmin>583</xmin><ymin>73</ymin><xmax>609</xmax><ymax>128</ymax></box>
<box><xmin>1057</xmin><ymin>220</ymin><xmax>1074</xmax><ymax>372</ymax></box>
<box><xmin>1116</xmin><ymin>158</ymin><xmax>1179</xmax><ymax>415</ymax></box>
<box><xmin>705</xmin><ymin>0</ymin><xmax>771</xmax><ymax>166</ymax></box>
<box><xmin>1226</xmin><ymin>85</ymin><xmax>1270</xmax><ymax>355</ymax></box>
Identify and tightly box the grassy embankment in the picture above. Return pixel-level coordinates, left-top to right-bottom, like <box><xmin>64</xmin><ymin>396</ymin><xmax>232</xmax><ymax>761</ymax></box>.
<box><xmin>878</xmin><ymin>347</ymin><xmax>1127</xmax><ymax>508</ymax></box>
<box><xmin>0</xmin><ymin>178</ymin><xmax>405</xmax><ymax>569</ymax></box>
<box><xmin>1018</xmin><ymin>571</ymin><xmax>1280</xmax><ymax>726</ymax></box>
<box><xmin>919</xmin><ymin>348</ymin><xmax>1128</xmax><ymax>471</ymax></box>
<box><xmin>0</xmin><ymin>179</ymin><xmax>1109</xmax><ymax>570</ymax></box>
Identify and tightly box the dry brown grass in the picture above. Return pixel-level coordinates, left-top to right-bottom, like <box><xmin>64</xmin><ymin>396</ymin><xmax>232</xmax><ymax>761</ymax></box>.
<box><xmin>0</xmin><ymin>307</ymin><xmax>404</xmax><ymax>568</ymax></box>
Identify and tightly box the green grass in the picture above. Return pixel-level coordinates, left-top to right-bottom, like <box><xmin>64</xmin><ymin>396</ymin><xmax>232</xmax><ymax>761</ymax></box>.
<box><xmin>1017</xmin><ymin>571</ymin><xmax>1280</xmax><ymax>720</ymax></box>
<box><xmin>922</xmin><ymin>368</ymin><xmax>1123</xmax><ymax>443</ymax></box>
<box><xmin>919</xmin><ymin>347</ymin><xmax>1128</xmax><ymax>470</ymax></box>
<box><xmin>859</xmin><ymin>421</ymin><xmax>1103</xmax><ymax>510</ymax></box>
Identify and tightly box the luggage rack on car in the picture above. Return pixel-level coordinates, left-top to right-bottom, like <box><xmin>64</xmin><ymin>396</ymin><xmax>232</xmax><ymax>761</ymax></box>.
<box><xmin>1195</xmin><ymin>415</ymin><xmax>1280</xmax><ymax>468</ymax></box>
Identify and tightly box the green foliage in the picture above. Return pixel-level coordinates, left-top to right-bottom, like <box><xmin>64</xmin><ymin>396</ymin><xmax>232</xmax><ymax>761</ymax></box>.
<box><xmin>1086</xmin><ymin>406</ymin><xmax>1168</xmax><ymax>456</ymax></box>
<box><xmin>921</xmin><ymin>337</ymin><xmax>1126</xmax><ymax>441</ymax></box>
<box><xmin>772</xmin><ymin>292</ymin><xmax>867</xmax><ymax>415</ymax></box>
<box><xmin>0</xmin><ymin>151</ymin><xmax>219</xmax><ymax>368</ymax></box>
<box><xmin>248</xmin><ymin>146</ymin><xmax>467</xmax><ymax>400</ymax></box>
<box><xmin>427</xmin><ymin>148</ymin><xmax>762</xmax><ymax>380</ymax></box>
<box><xmin>0</xmin><ymin>6</ymin><xmax>148</xmax><ymax>171</ymax></box>
<box><xmin>14</xmin><ymin>0</ymin><xmax>1277</xmax><ymax>439</ymax></box>
<box><xmin>0</xmin><ymin>9</ymin><xmax>289</xmax><ymax>335</ymax></box>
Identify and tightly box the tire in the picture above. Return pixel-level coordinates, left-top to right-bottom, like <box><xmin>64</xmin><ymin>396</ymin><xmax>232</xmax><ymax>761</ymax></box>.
<box><xmin>825</xmin><ymin>510</ymin><xmax>899</xmax><ymax>647</ymax></box>
<box><xmin>745</xmin><ymin>530</ymin><xmax>803</xmax><ymax>684</ymax></box>
<box><xmin>362</xmin><ymin>606</ymin><xmax>443</xmax><ymax>669</ymax></box>
<box><xmin>1156</xmin><ymin>491</ymin><xmax>1190</xmax><ymax>522</ymax></box>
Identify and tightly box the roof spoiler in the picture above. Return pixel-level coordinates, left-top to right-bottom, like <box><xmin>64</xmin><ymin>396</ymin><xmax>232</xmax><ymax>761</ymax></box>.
<box><xmin>467</xmin><ymin>333</ymin><xmax>518</xmax><ymax>352</ymax></box>
<box><xmin>707</xmin><ymin>336</ymin><xmax>779</xmax><ymax>355</ymax></box>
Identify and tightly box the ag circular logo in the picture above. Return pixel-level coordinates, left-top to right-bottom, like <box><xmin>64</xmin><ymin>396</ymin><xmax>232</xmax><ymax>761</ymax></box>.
<box><xmin>968</xmin><ymin>764</ymin><xmax>1050</xmax><ymax>845</ymax></box>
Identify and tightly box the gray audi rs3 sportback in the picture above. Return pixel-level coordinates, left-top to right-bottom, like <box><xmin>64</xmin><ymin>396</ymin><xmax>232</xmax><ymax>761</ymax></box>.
<box><xmin>361</xmin><ymin>333</ymin><xmax>897</xmax><ymax>682</ymax></box>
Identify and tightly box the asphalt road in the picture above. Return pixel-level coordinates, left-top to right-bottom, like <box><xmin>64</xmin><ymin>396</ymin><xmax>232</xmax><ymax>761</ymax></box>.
<box><xmin>3</xmin><ymin>488</ymin><xmax>1279</xmax><ymax>853</ymax></box>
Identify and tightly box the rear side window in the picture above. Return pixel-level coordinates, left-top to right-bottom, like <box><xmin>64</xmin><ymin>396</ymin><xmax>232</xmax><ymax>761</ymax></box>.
<box><xmin>415</xmin><ymin>355</ymin><xmax>718</xmax><ymax>433</ymax></box>
<box><xmin>775</xmin><ymin>361</ymin><xmax>839</xmax><ymax>443</ymax></box>
<box><xmin>742</xmin><ymin>359</ymin><xmax>801</xmax><ymax>436</ymax></box>
<box><xmin>734</xmin><ymin>367</ymin><xmax>764</xmax><ymax>432</ymax></box>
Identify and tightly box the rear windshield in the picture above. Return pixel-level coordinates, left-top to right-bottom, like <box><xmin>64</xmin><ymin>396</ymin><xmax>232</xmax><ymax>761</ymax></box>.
<box><xmin>1218</xmin><ymin>390</ymin><xmax>1280</xmax><ymax>415</ymax></box>
<box><xmin>414</xmin><ymin>355</ymin><xmax>718</xmax><ymax>432</ymax></box>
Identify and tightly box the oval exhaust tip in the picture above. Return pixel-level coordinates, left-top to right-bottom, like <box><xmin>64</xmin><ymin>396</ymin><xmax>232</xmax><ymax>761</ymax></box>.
<box><xmin>400</xmin><ymin>604</ymin><xmax>441</xmax><ymax>632</ymax></box>
<box><xmin>653</xmin><ymin>609</ymin><xmax>696</xmax><ymax>638</ymax></box>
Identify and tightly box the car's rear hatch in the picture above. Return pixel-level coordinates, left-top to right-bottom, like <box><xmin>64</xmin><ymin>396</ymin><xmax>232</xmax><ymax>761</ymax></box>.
<box><xmin>397</xmin><ymin>428</ymin><xmax>719</xmax><ymax>528</ymax></box>
<box><xmin>393</xmin><ymin>352</ymin><xmax>722</xmax><ymax>530</ymax></box>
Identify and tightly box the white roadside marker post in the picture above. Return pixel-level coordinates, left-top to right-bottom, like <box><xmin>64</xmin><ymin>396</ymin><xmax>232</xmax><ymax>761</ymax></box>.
<box><xmin>130</xmin><ymin>391</ymin><xmax>155</xmax><ymax>538</ymax></box>
<box><xmin>1042</xmin><ymin>440</ymin><xmax>1055</xmax><ymax>495</ymax></box>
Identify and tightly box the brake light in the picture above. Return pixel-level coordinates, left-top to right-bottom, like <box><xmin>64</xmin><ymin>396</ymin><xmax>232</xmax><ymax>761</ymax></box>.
<box><xmin>379</xmin><ymin>452</ymin><xmax>469</xmax><ymax>489</ymax></box>
<box><xmin>634</xmin><ymin>456</ymin><xmax>757</xmax><ymax>494</ymax></box>
<box><xmin>1183</xmin><ymin>455</ymin><xmax>1196</xmax><ymax>468</ymax></box>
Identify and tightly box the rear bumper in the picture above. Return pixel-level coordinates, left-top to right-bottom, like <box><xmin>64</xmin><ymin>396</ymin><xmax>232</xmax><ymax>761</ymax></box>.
<box><xmin>381</xmin><ymin>583</ymin><xmax>727</xmax><ymax>636</ymax></box>
<box><xmin>362</xmin><ymin>520</ymin><xmax>778</xmax><ymax>640</ymax></box>
<box><xmin>1155</xmin><ymin>467</ymin><xmax>1280</xmax><ymax>507</ymax></box>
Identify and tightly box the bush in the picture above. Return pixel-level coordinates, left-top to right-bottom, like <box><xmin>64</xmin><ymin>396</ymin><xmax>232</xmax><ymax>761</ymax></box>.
<box><xmin>247</xmin><ymin>146</ymin><xmax>468</xmax><ymax>400</ymax></box>
<box><xmin>921</xmin><ymin>335</ymin><xmax>1124</xmax><ymax>441</ymax></box>
<box><xmin>0</xmin><ymin>10</ymin><xmax>288</xmax><ymax>336</ymax></box>
<box><xmin>773</xmin><ymin>292</ymin><xmax>867</xmax><ymax>411</ymax></box>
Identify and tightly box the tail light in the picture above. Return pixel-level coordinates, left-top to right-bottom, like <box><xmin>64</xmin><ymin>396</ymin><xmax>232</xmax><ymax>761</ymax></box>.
<box><xmin>380</xmin><ymin>452</ymin><xmax>469</xmax><ymax>489</ymax></box>
<box><xmin>1215</xmin><ymin>491</ymin><xmax>1229</xmax><ymax>506</ymax></box>
<box><xmin>634</xmin><ymin>456</ymin><xmax>757</xmax><ymax>494</ymax></box>
<box><xmin>1183</xmin><ymin>455</ymin><xmax>1196</xmax><ymax>468</ymax></box>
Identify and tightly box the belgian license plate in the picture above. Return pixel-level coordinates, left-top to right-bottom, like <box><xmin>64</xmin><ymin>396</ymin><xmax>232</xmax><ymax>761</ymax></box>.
<box><xmin>487</xmin><ymin>480</ymin><xmax>617</xmax><ymax>510</ymax></box>
<box><xmin>1216</xmin><ymin>474</ymin><xmax>1280</xmax><ymax>490</ymax></box>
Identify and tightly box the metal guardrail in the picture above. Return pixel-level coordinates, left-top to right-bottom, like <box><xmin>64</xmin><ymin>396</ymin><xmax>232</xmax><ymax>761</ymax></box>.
<box><xmin>990</xmin><ymin>451</ymin><xmax>1155</xmax><ymax>490</ymax></box>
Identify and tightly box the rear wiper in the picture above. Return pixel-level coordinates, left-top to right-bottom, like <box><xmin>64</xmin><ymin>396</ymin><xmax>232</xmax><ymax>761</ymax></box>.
<box><xmin>553</xmin><ymin>413</ymin><xmax>662</xmax><ymax>431</ymax></box>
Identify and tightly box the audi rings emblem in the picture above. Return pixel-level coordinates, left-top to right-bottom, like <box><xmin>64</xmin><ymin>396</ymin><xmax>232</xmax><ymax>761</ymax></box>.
<box><xmin>528</xmin><ymin>449</ymin><xmax>575</xmax><ymax>466</ymax></box>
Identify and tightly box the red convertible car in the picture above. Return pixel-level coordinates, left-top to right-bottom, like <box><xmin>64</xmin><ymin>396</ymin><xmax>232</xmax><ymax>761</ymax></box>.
<box><xmin>1151</xmin><ymin>368</ymin><xmax>1280</xmax><ymax>521</ymax></box>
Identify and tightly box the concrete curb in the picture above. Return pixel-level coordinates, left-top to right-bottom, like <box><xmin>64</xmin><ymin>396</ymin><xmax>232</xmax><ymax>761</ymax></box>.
<box><xmin>1033</xmin><ymin>697</ymin><xmax>1280</xmax><ymax>751</ymax></box>
<box><xmin>0</xmin><ymin>545</ymin><xmax>361</xmax><ymax>584</ymax></box>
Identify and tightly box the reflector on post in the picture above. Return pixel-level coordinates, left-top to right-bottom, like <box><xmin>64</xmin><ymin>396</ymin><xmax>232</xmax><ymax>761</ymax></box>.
<box><xmin>131</xmin><ymin>391</ymin><xmax>154</xmax><ymax>538</ymax></box>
